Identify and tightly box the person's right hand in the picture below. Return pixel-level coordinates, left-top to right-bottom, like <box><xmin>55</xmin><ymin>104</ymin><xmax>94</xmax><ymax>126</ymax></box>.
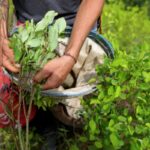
<box><xmin>0</xmin><ymin>37</ymin><xmax>19</xmax><ymax>72</ymax></box>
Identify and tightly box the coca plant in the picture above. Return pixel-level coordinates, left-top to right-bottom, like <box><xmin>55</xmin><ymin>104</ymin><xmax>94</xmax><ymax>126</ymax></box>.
<box><xmin>3</xmin><ymin>11</ymin><xmax>67</xmax><ymax>150</ymax></box>
<box><xmin>9</xmin><ymin>10</ymin><xmax>66</xmax><ymax>109</ymax></box>
<box><xmin>10</xmin><ymin>11</ymin><xmax>66</xmax><ymax>76</ymax></box>
<box><xmin>68</xmin><ymin>48</ymin><xmax>150</xmax><ymax>150</ymax></box>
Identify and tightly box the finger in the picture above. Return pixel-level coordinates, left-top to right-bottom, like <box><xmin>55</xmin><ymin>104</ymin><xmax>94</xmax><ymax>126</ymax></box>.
<box><xmin>3</xmin><ymin>56</ymin><xmax>19</xmax><ymax>73</ymax></box>
<box><xmin>0</xmin><ymin>48</ymin><xmax>2</xmax><ymax>66</ymax></box>
<box><xmin>2</xmin><ymin>39</ymin><xmax>15</xmax><ymax>63</ymax></box>
<box><xmin>34</xmin><ymin>68</ymin><xmax>52</xmax><ymax>83</ymax></box>
<box><xmin>42</xmin><ymin>74</ymin><xmax>61</xmax><ymax>90</ymax></box>
<box><xmin>3</xmin><ymin>44</ymin><xmax>15</xmax><ymax>63</ymax></box>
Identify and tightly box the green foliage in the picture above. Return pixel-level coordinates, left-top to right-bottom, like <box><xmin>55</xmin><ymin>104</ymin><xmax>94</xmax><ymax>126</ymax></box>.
<box><xmin>106</xmin><ymin>0</ymin><xmax>150</xmax><ymax>8</ymax></box>
<box><xmin>0</xmin><ymin>128</ymin><xmax>43</xmax><ymax>150</ymax></box>
<box><xmin>62</xmin><ymin>3</ymin><xmax>150</xmax><ymax>150</ymax></box>
<box><xmin>10</xmin><ymin>11</ymin><xmax>66</xmax><ymax>109</ymax></box>
<box><xmin>0</xmin><ymin>11</ymin><xmax>66</xmax><ymax>150</ymax></box>
<box><xmin>67</xmin><ymin>47</ymin><xmax>150</xmax><ymax>150</ymax></box>
<box><xmin>10</xmin><ymin>11</ymin><xmax>66</xmax><ymax>74</ymax></box>
<box><xmin>102</xmin><ymin>3</ymin><xmax>150</xmax><ymax>52</ymax></box>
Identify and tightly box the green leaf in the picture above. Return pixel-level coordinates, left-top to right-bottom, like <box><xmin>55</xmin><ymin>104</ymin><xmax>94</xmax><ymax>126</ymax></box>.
<box><xmin>143</xmin><ymin>71</ymin><xmax>150</xmax><ymax>83</ymax></box>
<box><xmin>89</xmin><ymin>119</ymin><xmax>96</xmax><ymax>133</ymax></box>
<box><xmin>115</xmin><ymin>86</ymin><xmax>121</xmax><ymax>98</ymax></box>
<box><xmin>20</xmin><ymin>29</ymin><xmax>29</xmax><ymax>43</ymax></box>
<box><xmin>145</xmin><ymin>123</ymin><xmax>150</xmax><ymax>128</ymax></box>
<box><xmin>14</xmin><ymin>49</ymin><xmax>22</xmax><ymax>62</ymax></box>
<box><xmin>130</xmin><ymin>139</ymin><xmax>141</xmax><ymax>150</ymax></box>
<box><xmin>127</xmin><ymin>125</ymin><xmax>134</xmax><ymax>135</ymax></box>
<box><xmin>10</xmin><ymin>36</ymin><xmax>23</xmax><ymax>62</ymax></box>
<box><xmin>109</xmin><ymin>119</ymin><xmax>115</xmax><ymax>127</ymax></box>
<box><xmin>118</xmin><ymin>116</ymin><xmax>126</xmax><ymax>122</ymax></box>
<box><xmin>26</xmin><ymin>38</ymin><xmax>41</xmax><ymax>48</ymax></box>
<box><xmin>35</xmin><ymin>11</ymin><xmax>58</xmax><ymax>32</ymax></box>
<box><xmin>135</xmin><ymin>125</ymin><xmax>144</xmax><ymax>134</ymax></box>
<box><xmin>102</xmin><ymin>104</ymin><xmax>111</xmax><ymax>113</ymax></box>
<box><xmin>54</xmin><ymin>17</ymin><xmax>66</xmax><ymax>34</ymax></box>
<box><xmin>128</xmin><ymin>116</ymin><xmax>133</xmax><ymax>123</ymax></box>
<box><xmin>26</xmin><ymin>20</ymin><xmax>35</xmax><ymax>33</ymax></box>
<box><xmin>90</xmin><ymin>99</ymin><xmax>101</xmax><ymax>105</ymax></box>
<box><xmin>40</xmin><ymin>53</ymin><xmax>56</xmax><ymax>68</ymax></box>
<box><xmin>89</xmin><ymin>134</ymin><xmax>96</xmax><ymax>141</ymax></box>
<box><xmin>88</xmin><ymin>78</ymin><xmax>97</xmax><ymax>84</ymax></box>
<box><xmin>136</xmin><ymin>105</ymin><xmax>143</xmax><ymax>115</ymax></box>
<box><xmin>108</xmin><ymin>86</ymin><xmax>114</xmax><ymax>95</ymax></box>
<box><xmin>95</xmin><ymin>141</ymin><xmax>103</xmax><ymax>148</ymax></box>
<box><xmin>79</xmin><ymin>136</ymin><xmax>87</xmax><ymax>143</ymax></box>
<box><xmin>141</xmin><ymin>138</ymin><xmax>150</xmax><ymax>149</ymax></box>
<box><xmin>108</xmin><ymin>119</ymin><xmax>116</xmax><ymax>132</ymax></box>
<box><xmin>69</xmin><ymin>145</ymin><xmax>79</xmax><ymax>150</ymax></box>
<box><xmin>110</xmin><ymin>133</ymin><xmax>124</xmax><ymax>149</ymax></box>
<box><xmin>33</xmin><ymin>49</ymin><xmax>42</xmax><ymax>61</ymax></box>
<box><xmin>48</xmin><ymin>25</ymin><xmax>58</xmax><ymax>51</ymax></box>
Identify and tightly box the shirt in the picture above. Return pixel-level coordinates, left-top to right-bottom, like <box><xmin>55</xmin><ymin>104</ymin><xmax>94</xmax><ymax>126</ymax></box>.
<box><xmin>13</xmin><ymin>0</ymin><xmax>81</xmax><ymax>26</ymax></box>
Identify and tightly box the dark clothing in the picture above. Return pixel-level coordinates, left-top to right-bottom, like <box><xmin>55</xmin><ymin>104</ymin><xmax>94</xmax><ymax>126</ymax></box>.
<box><xmin>30</xmin><ymin>109</ymin><xmax>58</xmax><ymax>150</ymax></box>
<box><xmin>13</xmin><ymin>0</ymin><xmax>81</xmax><ymax>26</ymax></box>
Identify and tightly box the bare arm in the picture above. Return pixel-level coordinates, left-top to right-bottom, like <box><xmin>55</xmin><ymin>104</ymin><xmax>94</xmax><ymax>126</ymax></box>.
<box><xmin>66</xmin><ymin>0</ymin><xmax>104</xmax><ymax>59</ymax></box>
<box><xmin>0</xmin><ymin>0</ymin><xmax>19</xmax><ymax>72</ymax></box>
<box><xmin>35</xmin><ymin>0</ymin><xmax>105</xmax><ymax>89</ymax></box>
<box><xmin>0</xmin><ymin>0</ymin><xmax>8</xmax><ymax>66</ymax></box>
<box><xmin>0</xmin><ymin>0</ymin><xmax>8</xmax><ymax>38</ymax></box>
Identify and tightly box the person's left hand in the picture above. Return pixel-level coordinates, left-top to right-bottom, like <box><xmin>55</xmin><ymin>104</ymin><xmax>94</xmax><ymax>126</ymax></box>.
<box><xmin>0</xmin><ymin>38</ymin><xmax>20</xmax><ymax>72</ymax></box>
<box><xmin>34</xmin><ymin>56</ymin><xmax>75</xmax><ymax>90</ymax></box>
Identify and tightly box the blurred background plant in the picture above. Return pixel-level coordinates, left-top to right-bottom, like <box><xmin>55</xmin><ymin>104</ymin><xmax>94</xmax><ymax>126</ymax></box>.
<box><xmin>103</xmin><ymin>1</ymin><xmax>150</xmax><ymax>52</ymax></box>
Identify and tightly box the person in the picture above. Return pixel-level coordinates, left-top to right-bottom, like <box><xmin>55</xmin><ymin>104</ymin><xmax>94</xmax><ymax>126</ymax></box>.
<box><xmin>0</xmin><ymin>0</ymin><xmax>105</xmax><ymax>149</ymax></box>
<box><xmin>0</xmin><ymin>0</ymin><xmax>105</xmax><ymax>124</ymax></box>
<box><xmin>0</xmin><ymin>0</ymin><xmax>104</xmax><ymax>89</ymax></box>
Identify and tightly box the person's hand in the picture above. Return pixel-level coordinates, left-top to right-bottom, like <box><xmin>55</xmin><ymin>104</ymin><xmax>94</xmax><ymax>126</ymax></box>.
<box><xmin>34</xmin><ymin>56</ymin><xmax>76</xmax><ymax>90</ymax></box>
<box><xmin>0</xmin><ymin>38</ymin><xmax>19</xmax><ymax>72</ymax></box>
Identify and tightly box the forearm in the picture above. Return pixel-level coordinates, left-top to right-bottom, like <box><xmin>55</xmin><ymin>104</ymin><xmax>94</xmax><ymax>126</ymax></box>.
<box><xmin>0</xmin><ymin>0</ymin><xmax>8</xmax><ymax>65</ymax></box>
<box><xmin>65</xmin><ymin>0</ymin><xmax>104</xmax><ymax>59</ymax></box>
<box><xmin>0</xmin><ymin>0</ymin><xmax>9</xmax><ymax>38</ymax></box>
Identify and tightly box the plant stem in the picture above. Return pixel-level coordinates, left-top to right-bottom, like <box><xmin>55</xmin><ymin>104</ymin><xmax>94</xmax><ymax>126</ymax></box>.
<box><xmin>10</xmin><ymin>126</ymin><xmax>20</xmax><ymax>150</ymax></box>
<box><xmin>25</xmin><ymin>84</ymin><xmax>35</xmax><ymax>150</ymax></box>
<box><xmin>17</xmin><ymin>87</ymin><xmax>24</xmax><ymax>150</ymax></box>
